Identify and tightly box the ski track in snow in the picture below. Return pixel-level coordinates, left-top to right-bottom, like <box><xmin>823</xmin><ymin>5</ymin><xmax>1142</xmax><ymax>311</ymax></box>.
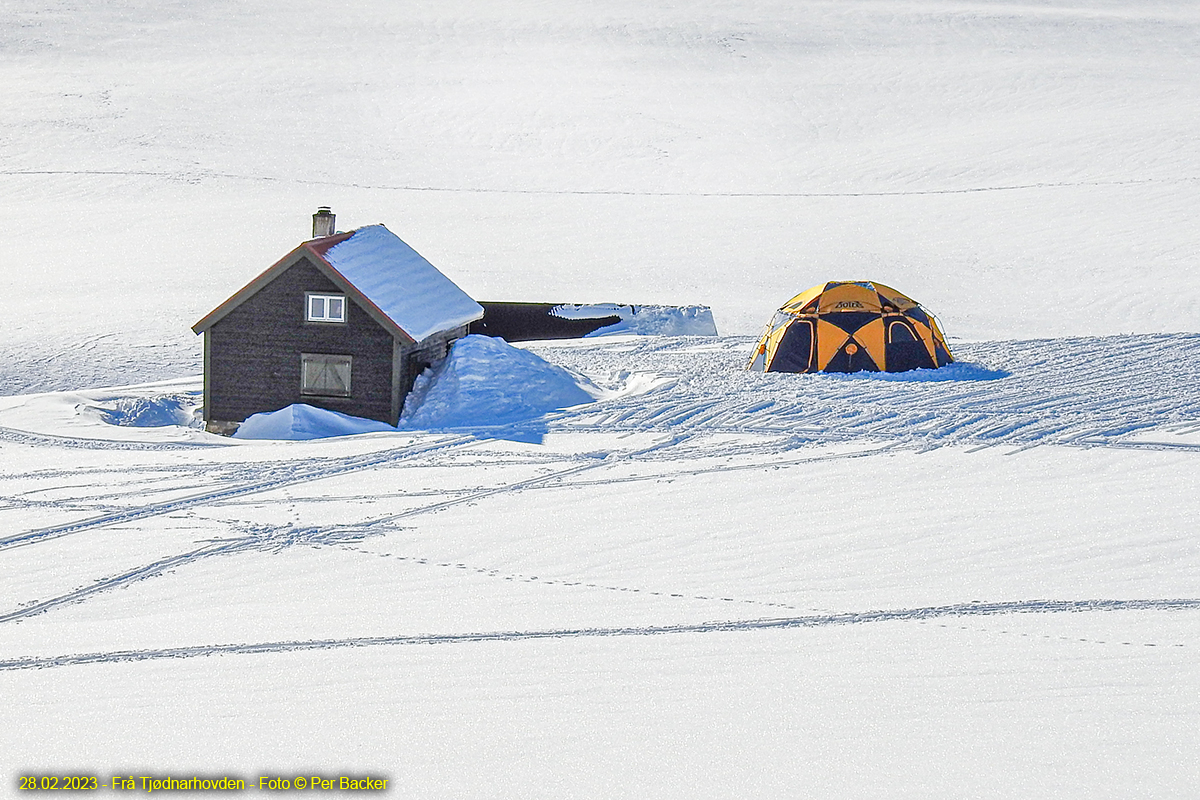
<box><xmin>0</xmin><ymin>434</ymin><xmax>480</xmax><ymax>551</ymax></box>
<box><xmin>2</xmin><ymin>333</ymin><xmax>1198</xmax><ymax>665</ymax></box>
<box><xmin>0</xmin><ymin>434</ymin><xmax>701</xmax><ymax>625</ymax></box>
<box><xmin>0</xmin><ymin>438</ymin><xmax>906</xmax><ymax>631</ymax></box>
<box><xmin>1</xmin><ymin>598</ymin><xmax>1195</xmax><ymax>673</ymax></box>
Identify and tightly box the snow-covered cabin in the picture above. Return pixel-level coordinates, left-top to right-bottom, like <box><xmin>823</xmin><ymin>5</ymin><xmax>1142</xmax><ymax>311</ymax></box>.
<box><xmin>192</xmin><ymin>209</ymin><xmax>483</xmax><ymax>434</ymax></box>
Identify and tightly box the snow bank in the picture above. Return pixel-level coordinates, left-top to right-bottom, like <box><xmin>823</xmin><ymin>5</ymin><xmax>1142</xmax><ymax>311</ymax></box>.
<box><xmin>97</xmin><ymin>395</ymin><xmax>197</xmax><ymax>427</ymax></box>
<box><xmin>231</xmin><ymin>336</ymin><xmax>597</xmax><ymax>439</ymax></box>
<box><xmin>233</xmin><ymin>404</ymin><xmax>396</xmax><ymax>440</ymax></box>
<box><xmin>401</xmin><ymin>335</ymin><xmax>597</xmax><ymax>429</ymax></box>
<box><xmin>550</xmin><ymin>304</ymin><xmax>717</xmax><ymax>337</ymax></box>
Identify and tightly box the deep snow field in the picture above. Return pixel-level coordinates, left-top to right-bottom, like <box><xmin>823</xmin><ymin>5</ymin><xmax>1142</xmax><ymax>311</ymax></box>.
<box><xmin>2</xmin><ymin>1</ymin><xmax>1199</xmax><ymax>797</ymax></box>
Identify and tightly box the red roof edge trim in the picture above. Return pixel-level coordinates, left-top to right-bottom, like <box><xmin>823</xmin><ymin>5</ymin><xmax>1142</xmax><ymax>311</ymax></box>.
<box><xmin>305</xmin><ymin>230</ymin><xmax>355</xmax><ymax>258</ymax></box>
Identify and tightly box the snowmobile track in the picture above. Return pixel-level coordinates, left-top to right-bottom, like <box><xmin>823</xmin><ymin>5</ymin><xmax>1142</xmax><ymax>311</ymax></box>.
<box><xmin>0</xmin><ymin>434</ymin><xmax>702</xmax><ymax>625</ymax></box>
<box><xmin>0</xmin><ymin>434</ymin><xmax>480</xmax><ymax>552</ymax></box>
<box><xmin>2</xmin><ymin>598</ymin><xmax>1195</xmax><ymax>672</ymax></box>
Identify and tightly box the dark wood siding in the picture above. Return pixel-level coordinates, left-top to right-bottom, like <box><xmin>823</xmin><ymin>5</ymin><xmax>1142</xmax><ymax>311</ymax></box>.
<box><xmin>206</xmin><ymin>256</ymin><xmax>400</xmax><ymax>425</ymax></box>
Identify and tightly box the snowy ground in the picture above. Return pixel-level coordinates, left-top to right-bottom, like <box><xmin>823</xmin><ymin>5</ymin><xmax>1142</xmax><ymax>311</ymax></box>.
<box><xmin>2</xmin><ymin>0</ymin><xmax>1199</xmax><ymax>797</ymax></box>
<box><xmin>2</xmin><ymin>335</ymin><xmax>1198</xmax><ymax>797</ymax></box>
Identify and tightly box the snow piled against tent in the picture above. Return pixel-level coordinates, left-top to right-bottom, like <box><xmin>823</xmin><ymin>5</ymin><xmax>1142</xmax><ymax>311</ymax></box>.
<box><xmin>401</xmin><ymin>334</ymin><xmax>598</xmax><ymax>429</ymax></box>
<box><xmin>234</xmin><ymin>335</ymin><xmax>598</xmax><ymax>439</ymax></box>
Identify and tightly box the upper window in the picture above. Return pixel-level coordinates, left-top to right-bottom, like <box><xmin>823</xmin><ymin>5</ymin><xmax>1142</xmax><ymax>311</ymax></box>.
<box><xmin>306</xmin><ymin>293</ymin><xmax>346</xmax><ymax>323</ymax></box>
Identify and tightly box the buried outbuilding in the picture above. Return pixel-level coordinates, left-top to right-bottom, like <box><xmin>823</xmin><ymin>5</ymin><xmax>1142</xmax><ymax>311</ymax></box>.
<box><xmin>192</xmin><ymin>209</ymin><xmax>483</xmax><ymax>434</ymax></box>
<box><xmin>748</xmin><ymin>280</ymin><xmax>953</xmax><ymax>374</ymax></box>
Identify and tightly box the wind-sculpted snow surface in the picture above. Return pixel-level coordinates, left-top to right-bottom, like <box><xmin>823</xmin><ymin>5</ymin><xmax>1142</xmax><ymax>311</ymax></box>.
<box><xmin>6</xmin><ymin>333</ymin><xmax>1196</xmax><ymax>451</ymax></box>
<box><xmin>530</xmin><ymin>333</ymin><xmax>1200</xmax><ymax>450</ymax></box>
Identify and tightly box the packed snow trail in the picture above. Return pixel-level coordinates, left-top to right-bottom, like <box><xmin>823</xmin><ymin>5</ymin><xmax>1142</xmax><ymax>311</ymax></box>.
<box><xmin>1</xmin><ymin>598</ymin><xmax>1194</xmax><ymax>672</ymax></box>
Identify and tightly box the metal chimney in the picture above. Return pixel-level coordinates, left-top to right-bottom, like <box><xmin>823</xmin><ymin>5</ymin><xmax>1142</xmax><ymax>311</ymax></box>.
<box><xmin>312</xmin><ymin>207</ymin><xmax>335</xmax><ymax>238</ymax></box>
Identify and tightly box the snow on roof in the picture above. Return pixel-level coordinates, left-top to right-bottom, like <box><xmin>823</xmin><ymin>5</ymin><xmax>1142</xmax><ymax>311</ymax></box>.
<box><xmin>319</xmin><ymin>224</ymin><xmax>482</xmax><ymax>344</ymax></box>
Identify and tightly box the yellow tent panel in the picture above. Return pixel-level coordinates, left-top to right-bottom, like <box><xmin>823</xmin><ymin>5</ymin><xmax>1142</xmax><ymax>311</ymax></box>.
<box><xmin>748</xmin><ymin>281</ymin><xmax>953</xmax><ymax>374</ymax></box>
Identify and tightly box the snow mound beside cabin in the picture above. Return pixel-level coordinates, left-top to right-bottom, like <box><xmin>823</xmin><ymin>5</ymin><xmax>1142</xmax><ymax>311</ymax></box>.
<box><xmin>231</xmin><ymin>336</ymin><xmax>597</xmax><ymax>440</ymax></box>
<box><xmin>233</xmin><ymin>404</ymin><xmax>396</xmax><ymax>440</ymax></box>
<box><xmin>401</xmin><ymin>334</ymin><xmax>598</xmax><ymax>429</ymax></box>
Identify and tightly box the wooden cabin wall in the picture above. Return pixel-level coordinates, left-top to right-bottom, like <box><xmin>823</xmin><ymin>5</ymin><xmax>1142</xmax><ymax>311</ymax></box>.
<box><xmin>205</xmin><ymin>257</ymin><xmax>396</xmax><ymax>425</ymax></box>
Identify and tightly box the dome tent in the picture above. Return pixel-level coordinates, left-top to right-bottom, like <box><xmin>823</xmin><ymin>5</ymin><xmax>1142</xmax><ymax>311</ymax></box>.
<box><xmin>748</xmin><ymin>281</ymin><xmax>953</xmax><ymax>373</ymax></box>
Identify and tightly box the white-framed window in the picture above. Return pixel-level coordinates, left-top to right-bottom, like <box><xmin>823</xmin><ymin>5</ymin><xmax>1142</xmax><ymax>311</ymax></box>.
<box><xmin>301</xmin><ymin>353</ymin><xmax>352</xmax><ymax>397</ymax></box>
<box><xmin>306</xmin><ymin>293</ymin><xmax>346</xmax><ymax>323</ymax></box>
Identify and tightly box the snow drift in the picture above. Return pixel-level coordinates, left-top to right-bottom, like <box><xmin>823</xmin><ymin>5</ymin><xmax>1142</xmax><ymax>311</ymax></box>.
<box><xmin>233</xmin><ymin>403</ymin><xmax>396</xmax><ymax>440</ymax></box>
<box><xmin>95</xmin><ymin>394</ymin><xmax>198</xmax><ymax>428</ymax></box>
<box><xmin>401</xmin><ymin>334</ymin><xmax>597</xmax><ymax>429</ymax></box>
<box><xmin>232</xmin><ymin>335</ymin><xmax>598</xmax><ymax>439</ymax></box>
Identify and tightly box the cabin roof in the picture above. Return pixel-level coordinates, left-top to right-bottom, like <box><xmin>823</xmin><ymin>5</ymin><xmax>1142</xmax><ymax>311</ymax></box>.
<box><xmin>192</xmin><ymin>224</ymin><xmax>483</xmax><ymax>344</ymax></box>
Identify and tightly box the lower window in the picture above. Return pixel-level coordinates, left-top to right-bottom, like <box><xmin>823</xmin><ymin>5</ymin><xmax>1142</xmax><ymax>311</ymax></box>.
<box><xmin>301</xmin><ymin>353</ymin><xmax>352</xmax><ymax>397</ymax></box>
